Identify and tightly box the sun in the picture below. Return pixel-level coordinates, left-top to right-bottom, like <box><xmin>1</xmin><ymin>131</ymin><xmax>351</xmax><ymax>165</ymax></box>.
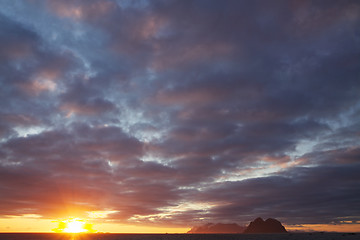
<box><xmin>52</xmin><ymin>218</ymin><xmax>95</xmax><ymax>233</ymax></box>
<box><xmin>64</xmin><ymin>219</ymin><xmax>86</xmax><ymax>233</ymax></box>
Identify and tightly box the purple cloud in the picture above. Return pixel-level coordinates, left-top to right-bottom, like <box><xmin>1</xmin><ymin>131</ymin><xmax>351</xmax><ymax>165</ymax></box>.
<box><xmin>0</xmin><ymin>0</ymin><xmax>359</xmax><ymax>230</ymax></box>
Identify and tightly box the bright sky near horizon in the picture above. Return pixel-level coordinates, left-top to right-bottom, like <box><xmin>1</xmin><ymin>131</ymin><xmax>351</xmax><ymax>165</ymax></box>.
<box><xmin>0</xmin><ymin>0</ymin><xmax>359</xmax><ymax>233</ymax></box>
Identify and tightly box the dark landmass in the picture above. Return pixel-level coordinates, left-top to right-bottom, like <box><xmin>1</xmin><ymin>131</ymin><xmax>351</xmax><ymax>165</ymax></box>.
<box><xmin>243</xmin><ymin>217</ymin><xmax>287</xmax><ymax>233</ymax></box>
<box><xmin>187</xmin><ymin>223</ymin><xmax>246</xmax><ymax>233</ymax></box>
<box><xmin>188</xmin><ymin>217</ymin><xmax>287</xmax><ymax>234</ymax></box>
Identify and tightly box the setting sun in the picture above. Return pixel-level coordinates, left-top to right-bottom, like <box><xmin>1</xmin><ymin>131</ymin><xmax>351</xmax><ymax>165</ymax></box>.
<box><xmin>52</xmin><ymin>218</ymin><xmax>95</xmax><ymax>233</ymax></box>
<box><xmin>64</xmin><ymin>219</ymin><xmax>86</xmax><ymax>233</ymax></box>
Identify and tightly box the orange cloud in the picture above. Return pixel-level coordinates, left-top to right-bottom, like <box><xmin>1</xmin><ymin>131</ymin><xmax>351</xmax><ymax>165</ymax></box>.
<box><xmin>285</xmin><ymin>223</ymin><xmax>360</xmax><ymax>233</ymax></box>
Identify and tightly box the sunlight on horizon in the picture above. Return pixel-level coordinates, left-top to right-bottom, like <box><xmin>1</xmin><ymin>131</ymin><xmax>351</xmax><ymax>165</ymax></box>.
<box><xmin>0</xmin><ymin>215</ymin><xmax>360</xmax><ymax>233</ymax></box>
<box><xmin>52</xmin><ymin>218</ymin><xmax>96</xmax><ymax>233</ymax></box>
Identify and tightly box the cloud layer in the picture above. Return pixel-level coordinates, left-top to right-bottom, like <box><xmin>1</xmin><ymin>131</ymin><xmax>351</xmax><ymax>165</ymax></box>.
<box><xmin>0</xmin><ymin>0</ymin><xmax>359</xmax><ymax>229</ymax></box>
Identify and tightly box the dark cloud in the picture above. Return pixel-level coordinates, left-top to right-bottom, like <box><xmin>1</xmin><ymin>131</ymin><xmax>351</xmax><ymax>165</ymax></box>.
<box><xmin>0</xmin><ymin>0</ymin><xmax>359</xmax><ymax>230</ymax></box>
<box><xmin>191</xmin><ymin>163</ymin><xmax>360</xmax><ymax>225</ymax></box>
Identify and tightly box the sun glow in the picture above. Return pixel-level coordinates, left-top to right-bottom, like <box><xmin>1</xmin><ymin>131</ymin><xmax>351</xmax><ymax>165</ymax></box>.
<box><xmin>52</xmin><ymin>218</ymin><xmax>95</xmax><ymax>233</ymax></box>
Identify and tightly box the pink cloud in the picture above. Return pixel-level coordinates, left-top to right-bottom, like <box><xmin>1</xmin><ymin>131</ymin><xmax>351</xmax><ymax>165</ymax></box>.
<box><xmin>1</xmin><ymin>114</ymin><xmax>40</xmax><ymax>126</ymax></box>
<box><xmin>46</xmin><ymin>0</ymin><xmax>115</xmax><ymax>21</ymax></box>
<box><xmin>151</xmin><ymin>42</ymin><xmax>233</xmax><ymax>70</ymax></box>
<box><xmin>1</xmin><ymin>42</ymin><xmax>33</xmax><ymax>60</ymax></box>
<box><xmin>60</xmin><ymin>99</ymin><xmax>115</xmax><ymax>117</ymax></box>
<box><xmin>154</xmin><ymin>88</ymin><xmax>218</xmax><ymax>106</ymax></box>
<box><xmin>17</xmin><ymin>69</ymin><xmax>61</xmax><ymax>96</ymax></box>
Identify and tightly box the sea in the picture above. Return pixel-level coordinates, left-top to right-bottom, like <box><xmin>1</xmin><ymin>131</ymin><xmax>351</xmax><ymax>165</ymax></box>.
<box><xmin>0</xmin><ymin>233</ymin><xmax>359</xmax><ymax>240</ymax></box>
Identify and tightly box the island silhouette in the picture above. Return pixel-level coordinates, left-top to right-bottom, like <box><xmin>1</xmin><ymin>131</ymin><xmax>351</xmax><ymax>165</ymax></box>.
<box><xmin>244</xmin><ymin>217</ymin><xmax>287</xmax><ymax>233</ymax></box>
<box><xmin>188</xmin><ymin>217</ymin><xmax>287</xmax><ymax>234</ymax></box>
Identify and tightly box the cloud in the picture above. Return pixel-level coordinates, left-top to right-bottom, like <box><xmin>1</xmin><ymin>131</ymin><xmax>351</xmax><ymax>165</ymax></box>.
<box><xmin>0</xmin><ymin>13</ymin><xmax>38</xmax><ymax>61</ymax></box>
<box><xmin>0</xmin><ymin>124</ymin><xmax>145</xmax><ymax>217</ymax></box>
<box><xmin>0</xmin><ymin>0</ymin><xmax>359</xmax><ymax>229</ymax></box>
<box><xmin>60</xmin><ymin>98</ymin><xmax>116</xmax><ymax>117</ymax></box>
<box><xmin>45</xmin><ymin>0</ymin><xmax>116</xmax><ymax>21</ymax></box>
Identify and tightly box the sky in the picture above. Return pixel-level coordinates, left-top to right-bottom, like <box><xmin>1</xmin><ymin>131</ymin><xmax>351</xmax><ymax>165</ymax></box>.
<box><xmin>0</xmin><ymin>0</ymin><xmax>360</xmax><ymax>233</ymax></box>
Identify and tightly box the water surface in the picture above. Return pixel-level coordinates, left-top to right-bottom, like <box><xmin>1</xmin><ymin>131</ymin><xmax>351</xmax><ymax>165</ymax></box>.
<box><xmin>0</xmin><ymin>233</ymin><xmax>358</xmax><ymax>240</ymax></box>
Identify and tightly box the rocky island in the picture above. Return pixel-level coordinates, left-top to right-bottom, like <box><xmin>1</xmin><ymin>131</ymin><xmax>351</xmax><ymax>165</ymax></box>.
<box><xmin>243</xmin><ymin>217</ymin><xmax>287</xmax><ymax>233</ymax></box>
<box><xmin>188</xmin><ymin>217</ymin><xmax>287</xmax><ymax>234</ymax></box>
